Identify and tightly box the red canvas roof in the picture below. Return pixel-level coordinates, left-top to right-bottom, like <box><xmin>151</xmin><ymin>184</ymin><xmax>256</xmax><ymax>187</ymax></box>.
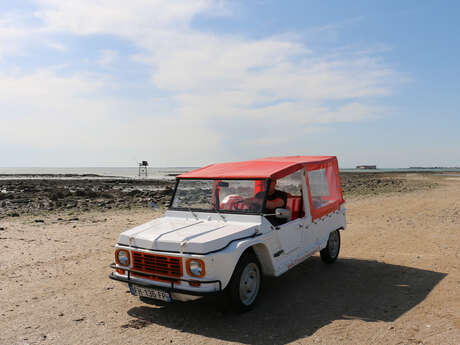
<box><xmin>178</xmin><ymin>156</ymin><xmax>336</xmax><ymax>179</ymax></box>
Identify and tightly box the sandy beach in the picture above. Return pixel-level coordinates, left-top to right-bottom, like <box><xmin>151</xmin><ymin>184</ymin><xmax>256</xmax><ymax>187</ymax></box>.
<box><xmin>1</xmin><ymin>173</ymin><xmax>459</xmax><ymax>344</ymax></box>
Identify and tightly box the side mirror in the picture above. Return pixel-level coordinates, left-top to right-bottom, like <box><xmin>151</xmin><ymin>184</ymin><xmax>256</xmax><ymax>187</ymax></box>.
<box><xmin>275</xmin><ymin>208</ymin><xmax>291</xmax><ymax>219</ymax></box>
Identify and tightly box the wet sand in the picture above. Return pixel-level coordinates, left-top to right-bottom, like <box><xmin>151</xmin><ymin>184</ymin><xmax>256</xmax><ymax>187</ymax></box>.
<box><xmin>1</xmin><ymin>173</ymin><xmax>459</xmax><ymax>344</ymax></box>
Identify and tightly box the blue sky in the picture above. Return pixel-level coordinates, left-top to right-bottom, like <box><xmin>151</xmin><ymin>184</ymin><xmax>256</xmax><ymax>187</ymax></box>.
<box><xmin>0</xmin><ymin>1</ymin><xmax>459</xmax><ymax>168</ymax></box>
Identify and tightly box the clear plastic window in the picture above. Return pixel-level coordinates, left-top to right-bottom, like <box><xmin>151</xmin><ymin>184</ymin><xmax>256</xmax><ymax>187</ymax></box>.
<box><xmin>273</xmin><ymin>169</ymin><xmax>304</xmax><ymax>220</ymax></box>
<box><xmin>171</xmin><ymin>179</ymin><xmax>266</xmax><ymax>214</ymax></box>
<box><xmin>171</xmin><ymin>180</ymin><xmax>214</xmax><ymax>210</ymax></box>
<box><xmin>307</xmin><ymin>164</ymin><xmax>340</xmax><ymax>210</ymax></box>
<box><xmin>276</xmin><ymin>169</ymin><xmax>303</xmax><ymax>196</ymax></box>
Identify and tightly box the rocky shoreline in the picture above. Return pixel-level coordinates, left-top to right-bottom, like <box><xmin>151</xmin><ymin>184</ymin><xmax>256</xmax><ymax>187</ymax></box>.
<box><xmin>0</xmin><ymin>173</ymin><xmax>113</xmax><ymax>178</ymax></box>
<box><xmin>339</xmin><ymin>172</ymin><xmax>437</xmax><ymax>196</ymax></box>
<box><xmin>0</xmin><ymin>178</ymin><xmax>174</xmax><ymax>219</ymax></box>
<box><xmin>0</xmin><ymin>173</ymin><xmax>437</xmax><ymax>219</ymax></box>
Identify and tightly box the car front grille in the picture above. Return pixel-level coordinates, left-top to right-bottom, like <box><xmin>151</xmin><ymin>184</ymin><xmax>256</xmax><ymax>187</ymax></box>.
<box><xmin>131</xmin><ymin>251</ymin><xmax>183</xmax><ymax>278</ymax></box>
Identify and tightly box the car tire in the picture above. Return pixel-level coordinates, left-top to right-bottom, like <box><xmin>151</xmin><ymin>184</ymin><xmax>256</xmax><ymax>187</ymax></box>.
<box><xmin>320</xmin><ymin>229</ymin><xmax>341</xmax><ymax>264</ymax></box>
<box><xmin>225</xmin><ymin>252</ymin><xmax>262</xmax><ymax>312</ymax></box>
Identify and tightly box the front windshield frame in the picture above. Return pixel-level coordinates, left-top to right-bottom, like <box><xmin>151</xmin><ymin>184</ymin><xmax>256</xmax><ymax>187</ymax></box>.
<box><xmin>169</xmin><ymin>178</ymin><xmax>269</xmax><ymax>215</ymax></box>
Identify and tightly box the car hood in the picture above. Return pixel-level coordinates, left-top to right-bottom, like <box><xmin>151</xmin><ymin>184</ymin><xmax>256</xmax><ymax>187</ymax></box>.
<box><xmin>118</xmin><ymin>216</ymin><xmax>259</xmax><ymax>254</ymax></box>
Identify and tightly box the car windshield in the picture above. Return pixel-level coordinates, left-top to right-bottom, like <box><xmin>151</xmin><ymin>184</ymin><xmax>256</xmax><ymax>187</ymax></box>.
<box><xmin>170</xmin><ymin>179</ymin><xmax>267</xmax><ymax>214</ymax></box>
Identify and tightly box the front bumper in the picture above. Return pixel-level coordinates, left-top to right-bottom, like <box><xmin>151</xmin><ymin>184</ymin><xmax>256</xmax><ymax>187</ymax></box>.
<box><xmin>108</xmin><ymin>263</ymin><xmax>223</xmax><ymax>297</ymax></box>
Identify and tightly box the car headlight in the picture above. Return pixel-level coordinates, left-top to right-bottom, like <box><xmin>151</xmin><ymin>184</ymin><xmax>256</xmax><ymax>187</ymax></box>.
<box><xmin>115</xmin><ymin>249</ymin><xmax>130</xmax><ymax>266</ymax></box>
<box><xmin>186</xmin><ymin>259</ymin><xmax>205</xmax><ymax>277</ymax></box>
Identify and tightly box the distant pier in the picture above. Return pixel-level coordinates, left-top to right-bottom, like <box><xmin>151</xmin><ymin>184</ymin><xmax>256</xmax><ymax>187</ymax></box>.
<box><xmin>356</xmin><ymin>165</ymin><xmax>377</xmax><ymax>169</ymax></box>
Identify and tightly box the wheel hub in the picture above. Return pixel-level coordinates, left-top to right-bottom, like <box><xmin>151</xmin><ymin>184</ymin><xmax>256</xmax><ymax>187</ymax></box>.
<box><xmin>239</xmin><ymin>263</ymin><xmax>260</xmax><ymax>306</ymax></box>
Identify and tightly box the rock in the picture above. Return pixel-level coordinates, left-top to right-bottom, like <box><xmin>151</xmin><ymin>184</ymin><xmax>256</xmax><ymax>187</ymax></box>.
<box><xmin>49</xmin><ymin>191</ymin><xmax>64</xmax><ymax>201</ymax></box>
<box><xmin>74</xmin><ymin>190</ymin><xmax>86</xmax><ymax>197</ymax></box>
<box><xmin>34</xmin><ymin>219</ymin><xmax>45</xmax><ymax>223</ymax></box>
<box><xmin>9</xmin><ymin>212</ymin><xmax>20</xmax><ymax>217</ymax></box>
<box><xmin>12</xmin><ymin>199</ymin><xmax>29</xmax><ymax>204</ymax></box>
<box><xmin>86</xmin><ymin>190</ymin><xmax>98</xmax><ymax>198</ymax></box>
<box><xmin>127</xmin><ymin>190</ymin><xmax>142</xmax><ymax>197</ymax></box>
<box><xmin>101</xmin><ymin>193</ymin><xmax>114</xmax><ymax>199</ymax></box>
<box><xmin>0</xmin><ymin>227</ymin><xmax>5</xmax><ymax>231</ymax></box>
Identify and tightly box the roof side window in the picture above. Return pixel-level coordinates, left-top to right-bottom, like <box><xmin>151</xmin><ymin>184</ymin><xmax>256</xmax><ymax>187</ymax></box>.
<box><xmin>306</xmin><ymin>160</ymin><xmax>343</xmax><ymax>220</ymax></box>
<box><xmin>276</xmin><ymin>170</ymin><xmax>303</xmax><ymax>196</ymax></box>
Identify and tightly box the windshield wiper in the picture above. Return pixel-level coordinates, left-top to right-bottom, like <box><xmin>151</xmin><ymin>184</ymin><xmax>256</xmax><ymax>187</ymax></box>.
<box><xmin>214</xmin><ymin>206</ymin><xmax>227</xmax><ymax>222</ymax></box>
<box><xmin>187</xmin><ymin>207</ymin><xmax>199</xmax><ymax>220</ymax></box>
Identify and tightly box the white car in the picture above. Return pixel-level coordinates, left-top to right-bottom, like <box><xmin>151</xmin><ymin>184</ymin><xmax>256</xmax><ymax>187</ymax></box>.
<box><xmin>110</xmin><ymin>156</ymin><xmax>346</xmax><ymax>311</ymax></box>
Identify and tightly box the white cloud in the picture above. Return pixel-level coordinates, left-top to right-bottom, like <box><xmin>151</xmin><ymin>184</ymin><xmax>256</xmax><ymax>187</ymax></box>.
<box><xmin>0</xmin><ymin>21</ymin><xmax>30</xmax><ymax>57</ymax></box>
<box><xmin>97</xmin><ymin>49</ymin><xmax>119</xmax><ymax>67</ymax></box>
<box><xmin>41</xmin><ymin>38</ymin><xmax>67</xmax><ymax>52</ymax></box>
<box><xmin>33</xmin><ymin>0</ymin><xmax>225</xmax><ymax>36</ymax></box>
<box><xmin>0</xmin><ymin>1</ymin><xmax>401</xmax><ymax>165</ymax></box>
<box><xmin>0</xmin><ymin>68</ymin><xmax>223</xmax><ymax>165</ymax></box>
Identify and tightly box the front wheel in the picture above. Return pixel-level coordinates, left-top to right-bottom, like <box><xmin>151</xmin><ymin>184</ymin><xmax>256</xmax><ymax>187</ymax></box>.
<box><xmin>320</xmin><ymin>229</ymin><xmax>341</xmax><ymax>264</ymax></box>
<box><xmin>225</xmin><ymin>253</ymin><xmax>262</xmax><ymax>312</ymax></box>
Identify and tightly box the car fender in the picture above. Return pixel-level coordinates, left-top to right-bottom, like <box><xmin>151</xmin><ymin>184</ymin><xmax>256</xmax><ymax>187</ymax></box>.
<box><xmin>318</xmin><ymin>226</ymin><xmax>345</xmax><ymax>250</ymax></box>
<box><xmin>209</xmin><ymin>234</ymin><xmax>275</xmax><ymax>289</ymax></box>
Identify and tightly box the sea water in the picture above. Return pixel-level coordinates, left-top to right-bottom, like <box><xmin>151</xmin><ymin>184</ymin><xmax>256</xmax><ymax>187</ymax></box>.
<box><xmin>1</xmin><ymin>167</ymin><xmax>459</xmax><ymax>180</ymax></box>
<box><xmin>0</xmin><ymin>167</ymin><xmax>196</xmax><ymax>180</ymax></box>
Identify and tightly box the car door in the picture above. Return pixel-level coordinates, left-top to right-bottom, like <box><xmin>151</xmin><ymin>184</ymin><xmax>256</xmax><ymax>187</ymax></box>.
<box><xmin>273</xmin><ymin>170</ymin><xmax>304</xmax><ymax>254</ymax></box>
<box><xmin>276</xmin><ymin>217</ymin><xmax>303</xmax><ymax>254</ymax></box>
<box><xmin>300</xmin><ymin>168</ymin><xmax>318</xmax><ymax>253</ymax></box>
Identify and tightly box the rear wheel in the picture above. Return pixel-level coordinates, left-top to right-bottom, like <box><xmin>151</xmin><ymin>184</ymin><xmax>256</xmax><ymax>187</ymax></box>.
<box><xmin>320</xmin><ymin>229</ymin><xmax>341</xmax><ymax>264</ymax></box>
<box><xmin>225</xmin><ymin>252</ymin><xmax>262</xmax><ymax>312</ymax></box>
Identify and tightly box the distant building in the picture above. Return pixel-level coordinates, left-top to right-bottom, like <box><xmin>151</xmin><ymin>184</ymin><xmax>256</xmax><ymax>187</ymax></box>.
<box><xmin>356</xmin><ymin>165</ymin><xmax>377</xmax><ymax>169</ymax></box>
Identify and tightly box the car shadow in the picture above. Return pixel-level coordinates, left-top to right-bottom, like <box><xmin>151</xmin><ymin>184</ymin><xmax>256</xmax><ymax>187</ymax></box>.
<box><xmin>126</xmin><ymin>257</ymin><xmax>446</xmax><ymax>345</ymax></box>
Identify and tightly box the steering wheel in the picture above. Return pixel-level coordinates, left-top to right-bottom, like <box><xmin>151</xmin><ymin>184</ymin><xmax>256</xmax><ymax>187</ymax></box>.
<box><xmin>248</xmin><ymin>201</ymin><xmax>261</xmax><ymax>212</ymax></box>
<box><xmin>233</xmin><ymin>198</ymin><xmax>261</xmax><ymax>212</ymax></box>
<box><xmin>232</xmin><ymin>199</ymin><xmax>247</xmax><ymax>210</ymax></box>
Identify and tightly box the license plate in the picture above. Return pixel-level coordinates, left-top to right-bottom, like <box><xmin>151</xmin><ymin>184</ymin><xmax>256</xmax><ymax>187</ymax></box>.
<box><xmin>129</xmin><ymin>284</ymin><xmax>171</xmax><ymax>302</ymax></box>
